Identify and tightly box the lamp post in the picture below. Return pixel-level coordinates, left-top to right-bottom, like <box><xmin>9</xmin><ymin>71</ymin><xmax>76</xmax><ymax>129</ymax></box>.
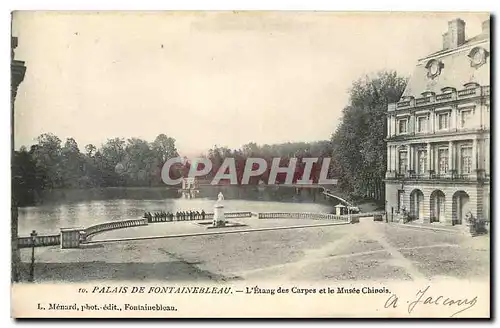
<box><xmin>29</xmin><ymin>230</ymin><xmax>37</xmax><ymax>282</ymax></box>
<box><xmin>385</xmin><ymin>200</ymin><xmax>388</xmax><ymax>223</ymax></box>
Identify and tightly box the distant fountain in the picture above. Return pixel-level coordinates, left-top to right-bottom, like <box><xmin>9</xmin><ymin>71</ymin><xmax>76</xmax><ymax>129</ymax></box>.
<box><xmin>179</xmin><ymin>177</ymin><xmax>199</xmax><ymax>199</ymax></box>
<box><xmin>213</xmin><ymin>192</ymin><xmax>226</xmax><ymax>227</ymax></box>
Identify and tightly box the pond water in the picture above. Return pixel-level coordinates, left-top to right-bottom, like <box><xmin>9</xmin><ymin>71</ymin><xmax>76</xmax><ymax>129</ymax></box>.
<box><xmin>18</xmin><ymin>196</ymin><xmax>334</xmax><ymax>236</ymax></box>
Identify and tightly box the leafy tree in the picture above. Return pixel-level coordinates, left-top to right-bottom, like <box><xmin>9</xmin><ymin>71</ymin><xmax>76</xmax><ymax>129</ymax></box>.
<box><xmin>152</xmin><ymin>134</ymin><xmax>178</xmax><ymax>162</ymax></box>
<box><xmin>84</xmin><ymin>144</ymin><xmax>96</xmax><ymax>157</ymax></box>
<box><xmin>331</xmin><ymin>71</ymin><xmax>407</xmax><ymax>201</ymax></box>
<box><xmin>12</xmin><ymin>147</ymin><xmax>46</xmax><ymax>206</ymax></box>
<box><xmin>101</xmin><ymin>137</ymin><xmax>126</xmax><ymax>165</ymax></box>
<box><xmin>61</xmin><ymin>137</ymin><xmax>84</xmax><ymax>188</ymax></box>
<box><xmin>31</xmin><ymin>133</ymin><xmax>63</xmax><ymax>188</ymax></box>
<box><xmin>121</xmin><ymin>138</ymin><xmax>153</xmax><ymax>186</ymax></box>
<box><xmin>99</xmin><ymin>138</ymin><xmax>126</xmax><ymax>186</ymax></box>
<box><xmin>151</xmin><ymin>134</ymin><xmax>179</xmax><ymax>185</ymax></box>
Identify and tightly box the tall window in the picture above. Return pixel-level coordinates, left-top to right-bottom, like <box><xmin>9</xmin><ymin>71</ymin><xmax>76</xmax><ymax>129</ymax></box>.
<box><xmin>417</xmin><ymin>149</ymin><xmax>427</xmax><ymax>174</ymax></box>
<box><xmin>417</xmin><ymin>116</ymin><xmax>427</xmax><ymax>133</ymax></box>
<box><xmin>438</xmin><ymin>148</ymin><xmax>449</xmax><ymax>175</ymax></box>
<box><xmin>438</xmin><ymin>113</ymin><xmax>449</xmax><ymax>130</ymax></box>
<box><xmin>460</xmin><ymin>146</ymin><xmax>472</xmax><ymax>175</ymax></box>
<box><xmin>399</xmin><ymin>151</ymin><xmax>408</xmax><ymax>173</ymax></box>
<box><xmin>398</xmin><ymin>119</ymin><xmax>408</xmax><ymax>134</ymax></box>
<box><xmin>460</xmin><ymin>110</ymin><xmax>472</xmax><ymax>129</ymax></box>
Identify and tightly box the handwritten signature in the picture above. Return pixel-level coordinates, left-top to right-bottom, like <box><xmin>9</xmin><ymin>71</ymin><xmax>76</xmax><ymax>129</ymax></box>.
<box><xmin>384</xmin><ymin>285</ymin><xmax>478</xmax><ymax>317</ymax></box>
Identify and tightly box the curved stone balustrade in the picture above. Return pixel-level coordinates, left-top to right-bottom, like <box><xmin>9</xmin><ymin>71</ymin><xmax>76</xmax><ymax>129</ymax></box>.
<box><xmin>84</xmin><ymin>218</ymin><xmax>148</xmax><ymax>239</ymax></box>
<box><xmin>18</xmin><ymin>234</ymin><xmax>61</xmax><ymax>248</ymax></box>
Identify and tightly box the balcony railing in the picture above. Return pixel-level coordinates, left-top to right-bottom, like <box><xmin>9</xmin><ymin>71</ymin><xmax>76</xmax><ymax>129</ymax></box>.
<box><xmin>397</xmin><ymin>101</ymin><xmax>411</xmax><ymax>108</ymax></box>
<box><xmin>458</xmin><ymin>88</ymin><xmax>478</xmax><ymax>97</ymax></box>
<box><xmin>386</xmin><ymin>168</ymin><xmax>488</xmax><ymax>182</ymax></box>
<box><xmin>415</xmin><ymin>97</ymin><xmax>431</xmax><ymax>105</ymax></box>
<box><xmin>435</xmin><ymin>93</ymin><xmax>453</xmax><ymax>101</ymax></box>
<box><xmin>386</xmin><ymin>127</ymin><xmax>490</xmax><ymax>141</ymax></box>
<box><xmin>389</xmin><ymin>86</ymin><xmax>489</xmax><ymax>112</ymax></box>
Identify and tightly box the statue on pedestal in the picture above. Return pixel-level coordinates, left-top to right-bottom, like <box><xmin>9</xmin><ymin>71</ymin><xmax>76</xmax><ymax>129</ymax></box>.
<box><xmin>213</xmin><ymin>192</ymin><xmax>226</xmax><ymax>227</ymax></box>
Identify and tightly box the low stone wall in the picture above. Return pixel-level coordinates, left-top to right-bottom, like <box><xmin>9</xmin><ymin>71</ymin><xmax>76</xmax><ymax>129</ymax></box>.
<box><xmin>18</xmin><ymin>234</ymin><xmax>61</xmax><ymax>248</ymax></box>
<box><xmin>350</xmin><ymin>215</ymin><xmax>360</xmax><ymax>224</ymax></box>
<box><xmin>348</xmin><ymin>211</ymin><xmax>386</xmax><ymax>223</ymax></box>
<box><xmin>256</xmin><ymin>211</ymin><xmax>385</xmax><ymax>223</ymax></box>
<box><xmin>225</xmin><ymin>211</ymin><xmax>253</xmax><ymax>218</ymax></box>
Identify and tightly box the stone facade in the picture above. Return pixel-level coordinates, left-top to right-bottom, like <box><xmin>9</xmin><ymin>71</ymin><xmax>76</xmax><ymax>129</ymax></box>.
<box><xmin>384</xmin><ymin>18</ymin><xmax>490</xmax><ymax>227</ymax></box>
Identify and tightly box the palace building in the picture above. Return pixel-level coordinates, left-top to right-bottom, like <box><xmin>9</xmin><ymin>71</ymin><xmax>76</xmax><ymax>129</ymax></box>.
<box><xmin>384</xmin><ymin>18</ymin><xmax>490</xmax><ymax>226</ymax></box>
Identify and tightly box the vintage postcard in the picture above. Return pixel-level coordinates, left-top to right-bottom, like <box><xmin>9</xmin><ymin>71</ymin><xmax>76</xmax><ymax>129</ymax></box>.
<box><xmin>10</xmin><ymin>11</ymin><xmax>490</xmax><ymax>318</ymax></box>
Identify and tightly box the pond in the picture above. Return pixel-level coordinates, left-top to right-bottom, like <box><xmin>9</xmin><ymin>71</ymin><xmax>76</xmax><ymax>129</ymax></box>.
<box><xmin>18</xmin><ymin>192</ymin><xmax>335</xmax><ymax>235</ymax></box>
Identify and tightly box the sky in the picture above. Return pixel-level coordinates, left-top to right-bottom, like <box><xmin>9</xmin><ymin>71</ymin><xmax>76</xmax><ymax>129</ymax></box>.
<box><xmin>12</xmin><ymin>11</ymin><xmax>488</xmax><ymax>156</ymax></box>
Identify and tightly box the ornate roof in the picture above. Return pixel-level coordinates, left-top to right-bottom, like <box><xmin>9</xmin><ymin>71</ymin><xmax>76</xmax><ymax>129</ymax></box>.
<box><xmin>401</xmin><ymin>32</ymin><xmax>490</xmax><ymax>98</ymax></box>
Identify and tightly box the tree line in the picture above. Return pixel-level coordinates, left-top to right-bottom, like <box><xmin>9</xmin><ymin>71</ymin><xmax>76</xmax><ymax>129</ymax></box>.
<box><xmin>12</xmin><ymin>133</ymin><xmax>334</xmax><ymax>206</ymax></box>
<box><xmin>12</xmin><ymin>70</ymin><xmax>407</xmax><ymax>206</ymax></box>
<box><xmin>12</xmin><ymin>133</ymin><xmax>179</xmax><ymax>206</ymax></box>
<box><xmin>188</xmin><ymin>141</ymin><xmax>334</xmax><ymax>185</ymax></box>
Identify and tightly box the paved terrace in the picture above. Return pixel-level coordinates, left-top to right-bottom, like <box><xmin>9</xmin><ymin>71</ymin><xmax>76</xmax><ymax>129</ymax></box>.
<box><xmin>18</xmin><ymin>219</ymin><xmax>489</xmax><ymax>282</ymax></box>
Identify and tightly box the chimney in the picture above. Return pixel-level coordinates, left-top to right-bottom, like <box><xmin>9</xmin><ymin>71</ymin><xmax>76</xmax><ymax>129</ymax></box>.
<box><xmin>482</xmin><ymin>18</ymin><xmax>490</xmax><ymax>34</ymax></box>
<box><xmin>442</xmin><ymin>32</ymin><xmax>450</xmax><ymax>50</ymax></box>
<box><xmin>448</xmin><ymin>18</ymin><xmax>466</xmax><ymax>49</ymax></box>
